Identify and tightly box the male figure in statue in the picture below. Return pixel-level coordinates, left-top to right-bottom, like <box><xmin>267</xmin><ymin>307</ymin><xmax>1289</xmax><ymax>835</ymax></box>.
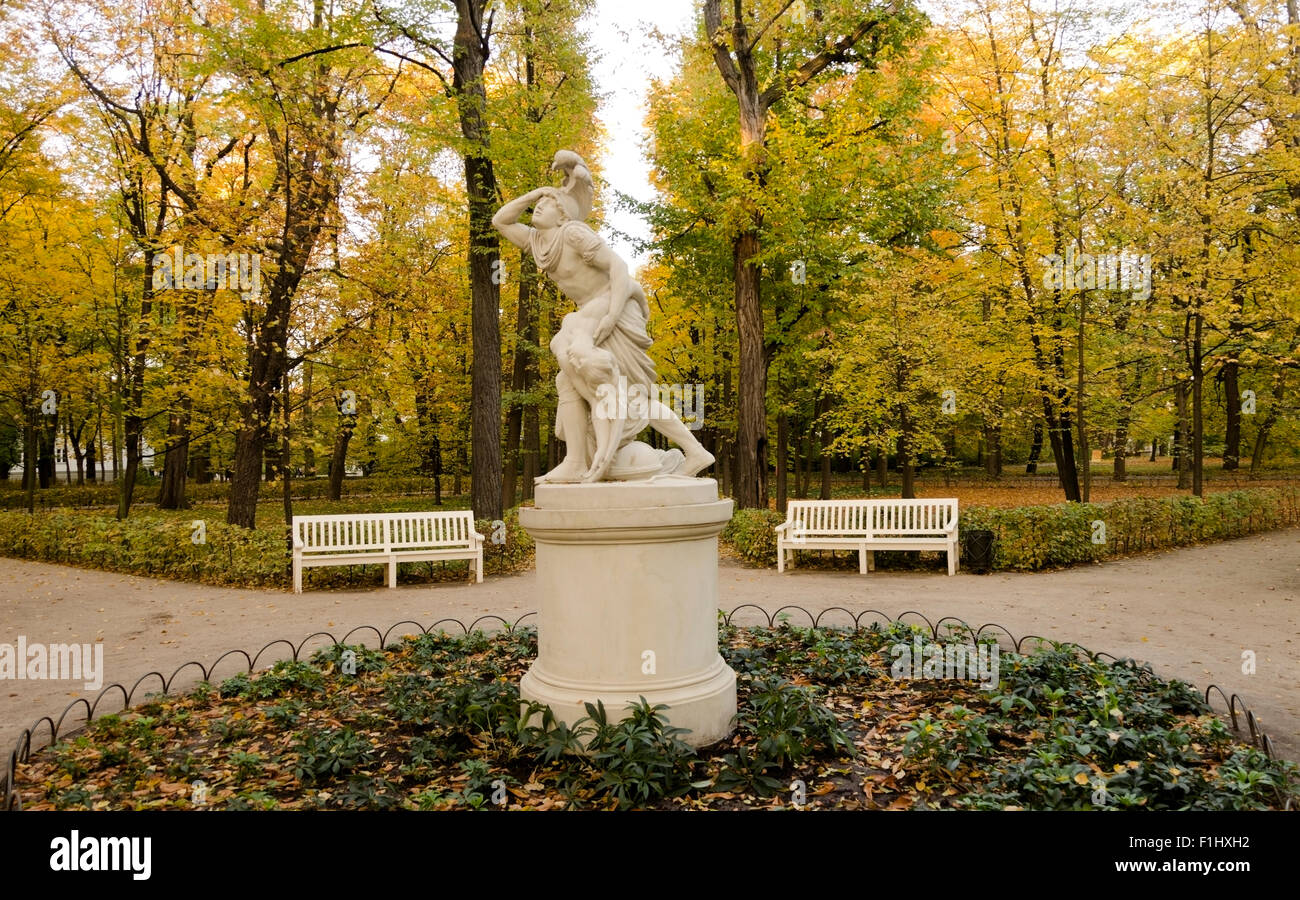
<box><xmin>492</xmin><ymin>150</ymin><xmax>714</xmax><ymax>483</ymax></box>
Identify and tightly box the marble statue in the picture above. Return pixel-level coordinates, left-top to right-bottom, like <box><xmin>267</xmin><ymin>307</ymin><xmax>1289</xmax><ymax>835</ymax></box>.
<box><xmin>492</xmin><ymin>150</ymin><xmax>715</xmax><ymax>483</ymax></box>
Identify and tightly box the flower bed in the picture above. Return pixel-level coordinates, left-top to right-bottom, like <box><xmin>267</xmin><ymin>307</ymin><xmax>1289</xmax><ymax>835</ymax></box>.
<box><xmin>10</xmin><ymin>622</ymin><xmax>1294</xmax><ymax>811</ymax></box>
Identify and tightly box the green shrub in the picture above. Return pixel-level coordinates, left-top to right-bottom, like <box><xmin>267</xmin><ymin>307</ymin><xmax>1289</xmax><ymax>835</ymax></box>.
<box><xmin>717</xmin><ymin>486</ymin><xmax>1299</xmax><ymax>572</ymax></box>
<box><xmin>583</xmin><ymin>698</ymin><xmax>701</xmax><ymax>807</ymax></box>
<box><xmin>290</xmin><ymin>727</ymin><xmax>376</xmax><ymax>782</ymax></box>
<box><xmin>961</xmin><ymin>486</ymin><xmax>1300</xmax><ymax>571</ymax></box>
<box><xmin>476</xmin><ymin>506</ymin><xmax>535</xmax><ymax>576</ymax></box>
<box><xmin>0</xmin><ymin>509</ymin><xmax>287</xmax><ymax>586</ymax></box>
<box><xmin>0</xmin><ymin>502</ymin><xmax>534</xmax><ymax>587</ymax></box>
<box><xmin>219</xmin><ymin>660</ymin><xmax>326</xmax><ymax>700</ymax></box>
<box><xmin>738</xmin><ymin>676</ymin><xmax>854</xmax><ymax>769</ymax></box>
<box><xmin>722</xmin><ymin>507</ymin><xmax>783</xmax><ymax>565</ymax></box>
<box><xmin>0</xmin><ymin>475</ymin><xmax>467</xmax><ymax>510</ymax></box>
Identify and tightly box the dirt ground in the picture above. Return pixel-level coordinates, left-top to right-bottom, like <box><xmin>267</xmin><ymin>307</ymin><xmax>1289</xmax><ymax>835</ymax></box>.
<box><xmin>2</xmin><ymin>527</ymin><xmax>1297</xmax><ymax>764</ymax></box>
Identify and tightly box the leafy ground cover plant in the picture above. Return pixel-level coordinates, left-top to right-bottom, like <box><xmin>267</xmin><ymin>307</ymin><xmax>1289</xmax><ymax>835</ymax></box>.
<box><xmin>12</xmin><ymin>625</ymin><xmax>1295</xmax><ymax>811</ymax></box>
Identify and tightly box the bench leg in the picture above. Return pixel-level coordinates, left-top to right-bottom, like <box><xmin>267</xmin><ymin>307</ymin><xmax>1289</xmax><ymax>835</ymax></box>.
<box><xmin>293</xmin><ymin>558</ymin><xmax>302</xmax><ymax>594</ymax></box>
<box><xmin>859</xmin><ymin>546</ymin><xmax>868</xmax><ymax>575</ymax></box>
<box><xmin>388</xmin><ymin>558</ymin><xmax>398</xmax><ymax>589</ymax></box>
<box><xmin>777</xmin><ymin>541</ymin><xmax>785</xmax><ymax>573</ymax></box>
<box><xmin>948</xmin><ymin>543</ymin><xmax>957</xmax><ymax>576</ymax></box>
<box><xmin>475</xmin><ymin>551</ymin><xmax>483</xmax><ymax>583</ymax></box>
<box><xmin>867</xmin><ymin>550</ymin><xmax>875</xmax><ymax>573</ymax></box>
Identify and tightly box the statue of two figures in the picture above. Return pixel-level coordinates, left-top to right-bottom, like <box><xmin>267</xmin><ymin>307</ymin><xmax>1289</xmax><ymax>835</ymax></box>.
<box><xmin>493</xmin><ymin>150</ymin><xmax>714</xmax><ymax>483</ymax></box>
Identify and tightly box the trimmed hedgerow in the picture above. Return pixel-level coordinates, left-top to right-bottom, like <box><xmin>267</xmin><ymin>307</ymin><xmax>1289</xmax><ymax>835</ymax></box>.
<box><xmin>0</xmin><ymin>505</ymin><xmax>534</xmax><ymax>588</ymax></box>
<box><xmin>0</xmin><ymin>475</ymin><xmax>465</xmax><ymax>511</ymax></box>
<box><xmin>723</xmin><ymin>486</ymin><xmax>1299</xmax><ymax>572</ymax></box>
<box><xmin>961</xmin><ymin>486</ymin><xmax>1300</xmax><ymax>571</ymax></box>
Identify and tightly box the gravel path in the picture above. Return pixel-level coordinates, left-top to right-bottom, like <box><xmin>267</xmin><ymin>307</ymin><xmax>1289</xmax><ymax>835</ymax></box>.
<box><xmin>3</xmin><ymin>528</ymin><xmax>1297</xmax><ymax>762</ymax></box>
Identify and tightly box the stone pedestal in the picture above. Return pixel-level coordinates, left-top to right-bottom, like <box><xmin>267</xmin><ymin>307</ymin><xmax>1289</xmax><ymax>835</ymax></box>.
<box><xmin>517</xmin><ymin>476</ymin><xmax>736</xmax><ymax>747</ymax></box>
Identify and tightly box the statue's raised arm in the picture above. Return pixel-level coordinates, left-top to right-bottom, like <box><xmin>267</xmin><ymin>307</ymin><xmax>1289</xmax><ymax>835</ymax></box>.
<box><xmin>491</xmin><ymin>186</ymin><xmax>546</xmax><ymax>251</ymax></box>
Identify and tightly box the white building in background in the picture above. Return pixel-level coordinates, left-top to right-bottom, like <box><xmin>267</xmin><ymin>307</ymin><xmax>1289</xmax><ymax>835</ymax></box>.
<box><xmin>10</xmin><ymin>437</ymin><xmax>158</xmax><ymax>483</ymax></box>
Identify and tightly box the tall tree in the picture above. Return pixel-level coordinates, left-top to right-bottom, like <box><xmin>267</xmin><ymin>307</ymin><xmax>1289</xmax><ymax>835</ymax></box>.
<box><xmin>701</xmin><ymin>0</ymin><xmax>923</xmax><ymax>509</ymax></box>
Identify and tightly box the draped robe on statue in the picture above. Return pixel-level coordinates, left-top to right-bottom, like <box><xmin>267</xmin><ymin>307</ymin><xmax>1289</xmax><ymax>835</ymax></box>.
<box><xmin>530</xmin><ymin>219</ymin><xmax>658</xmax><ymax>455</ymax></box>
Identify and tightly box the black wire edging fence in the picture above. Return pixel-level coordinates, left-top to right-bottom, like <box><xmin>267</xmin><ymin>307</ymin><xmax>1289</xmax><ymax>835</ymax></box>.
<box><xmin>2</xmin><ymin>606</ymin><xmax>1288</xmax><ymax>811</ymax></box>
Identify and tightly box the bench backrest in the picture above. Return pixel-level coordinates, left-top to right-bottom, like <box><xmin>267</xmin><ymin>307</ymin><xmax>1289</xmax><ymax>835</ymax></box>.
<box><xmin>786</xmin><ymin>499</ymin><xmax>957</xmax><ymax>536</ymax></box>
<box><xmin>293</xmin><ymin>513</ymin><xmax>390</xmax><ymax>553</ymax></box>
<box><xmin>867</xmin><ymin>499</ymin><xmax>957</xmax><ymax>535</ymax></box>
<box><xmin>786</xmin><ymin>499</ymin><xmax>875</xmax><ymax>534</ymax></box>
<box><xmin>387</xmin><ymin>510</ymin><xmax>477</xmax><ymax>549</ymax></box>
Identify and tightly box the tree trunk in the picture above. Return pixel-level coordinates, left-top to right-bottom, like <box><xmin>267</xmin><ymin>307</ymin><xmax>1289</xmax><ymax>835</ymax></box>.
<box><xmin>22</xmin><ymin>408</ymin><xmax>36</xmax><ymax>512</ymax></box>
<box><xmin>117</xmin><ymin>249</ymin><xmax>155</xmax><ymax>520</ymax></box>
<box><xmin>1175</xmin><ymin>380</ymin><xmax>1191</xmax><ymax>489</ymax></box>
<box><xmin>732</xmin><ymin>229</ymin><xmax>768</xmax><ymax>509</ymax></box>
<box><xmin>37</xmin><ymin>408</ymin><xmax>57</xmax><ymax>489</ymax></box>
<box><xmin>1113</xmin><ymin>363</ymin><xmax>1141</xmax><ymax>482</ymax></box>
<box><xmin>1112</xmin><ymin>421</ymin><xmax>1129</xmax><ymax>482</ymax></box>
<box><xmin>453</xmin><ymin>0</ymin><xmax>503</xmax><ymax>521</ymax></box>
<box><xmin>455</xmin><ymin>438</ymin><xmax>467</xmax><ymax>496</ymax></box>
<box><xmin>522</xmin><ymin>402</ymin><xmax>539</xmax><ymax>502</ymax></box>
<box><xmin>110</xmin><ymin>406</ymin><xmax>120</xmax><ymax>482</ymax></box>
<box><xmin>1191</xmin><ymin>313</ymin><xmax>1204</xmax><ymax>496</ymax></box>
<box><xmin>281</xmin><ymin>373</ymin><xmax>294</xmax><ymax>559</ymax></box>
<box><xmin>982</xmin><ymin>419</ymin><xmax>1002</xmax><ymax>477</ymax></box>
<box><xmin>1026</xmin><ymin>419</ymin><xmax>1043</xmax><ymax>474</ymax></box>
<box><xmin>158</xmin><ymin>400</ymin><xmax>192</xmax><ymax>509</ymax></box>
<box><xmin>501</xmin><ymin>252</ymin><xmax>536</xmax><ymax>511</ymax></box>
<box><xmin>85</xmin><ymin>430</ymin><xmax>97</xmax><ymax>483</ymax></box>
<box><xmin>67</xmin><ymin>419</ymin><xmax>83</xmax><ymax>485</ymax></box>
<box><xmin>1222</xmin><ymin>248</ymin><xmax>1249</xmax><ymax>472</ymax></box>
<box><xmin>328</xmin><ymin>413</ymin><xmax>356</xmax><ymax>502</ymax></box>
<box><xmin>226</xmin><ymin>7</ymin><xmax>340</xmax><ymax>527</ymax></box>
<box><xmin>1222</xmin><ymin>360</ymin><xmax>1241</xmax><ymax>471</ymax></box>
<box><xmin>817</xmin><ymin>393</ymin><xmax>832</xmax><ymax>500</ymax></box>
<box><xmin>798</xmin><ymin>431</ymin><xmax>812</xmax><ymax>499</ymax></box>
<box><xmin>701</xmin><ymin>0</ymin><xmax>890</xmax><ymax>508</ymax></box>
<box><xmin>1077</xmin><ymin>291</ymin><xmax>1090</xmax><ymax>502</ymax></box>
<box><xmin>191</xmin><ymin>440</ymin><xmax>211</xmax><ymax>484</ymax></box>
<box><xmin>1043</xmin><ymin>398</ymin><xmax>1081</xmax><ymax>501</ymax></box>
<box><xmin>1249</xmin><ymin>378</ymin><xmax>1284</xmax><ymax>476</ymax></box>
<box><xmin>432</xmin><ymin>408</ymin><xmax>443</xmax><ymax>505</ymax></box>
<box><xmin>776</xmin><ymin>408</ymin><xmax>788</xmax><ymax>513</ymax></box>
<box><xmin>898</xmin><ymin>431</ymin><xmax>915</xmax><ymax>499</ymax></box>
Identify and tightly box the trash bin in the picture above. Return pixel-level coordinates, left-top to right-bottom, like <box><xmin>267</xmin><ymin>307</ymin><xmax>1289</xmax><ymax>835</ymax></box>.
<box><xmin>964</xmin><ymin>529</ymin><xmax>995</xmax><ymax>574</ymax></box>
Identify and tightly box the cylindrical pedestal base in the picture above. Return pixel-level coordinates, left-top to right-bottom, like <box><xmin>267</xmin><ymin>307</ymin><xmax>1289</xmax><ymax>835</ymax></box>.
<box><xmin>517</xmin><ymin>476</ymin><xmax>736</xmax><ymax>747</ymax></box>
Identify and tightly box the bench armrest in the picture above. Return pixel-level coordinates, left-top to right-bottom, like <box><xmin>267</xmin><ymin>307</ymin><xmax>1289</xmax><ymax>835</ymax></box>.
<box><xmin>774</xmin><ymin>521</ymin><xmax>790</xmax><ymax>535</ymax></box>
<box><xmin>471</xmin><ymin>531</ymin><xmax>486</xmax><ymax>543</ymax></box>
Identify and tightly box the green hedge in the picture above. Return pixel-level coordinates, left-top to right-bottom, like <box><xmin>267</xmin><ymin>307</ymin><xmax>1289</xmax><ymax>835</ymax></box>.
<box><xmin>0</xmin><ymin>475</ymin><xmax>465</xmax><ymax>511</ymax></box>
<box><xmin>722</xmin><ymin>487</ymin><xmax>1300</xmax><ymax>571</ymax></box>
<box><xmin>0</xmin><ymin>506</ymin><xmax>533</xmax><ymax>589</ymax></box>
<box><xmin>722</xmin><ymin>508</ymin><xmax>784</xmax><ymax>566</ymax></box>
<box><xmin>7</xmin><ymin>487</ymin><xmax>1296</xmax><ymax>583</ymax></box>
<box><xmin>962</xmin><ymin>487</ymin><xmax>1300</xmax><ymax>570</ymax></box>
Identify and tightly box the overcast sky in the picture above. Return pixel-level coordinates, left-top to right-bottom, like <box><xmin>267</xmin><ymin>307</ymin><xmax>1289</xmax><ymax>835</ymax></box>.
<box><xmin>581</xmin><ymin>0</ymin><xmax>697</xmax><ymax>271</ymax></box>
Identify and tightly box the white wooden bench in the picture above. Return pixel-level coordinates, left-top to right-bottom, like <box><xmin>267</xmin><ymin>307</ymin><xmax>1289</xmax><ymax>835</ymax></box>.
<box><xmin>291</xmin><ymin>510</ymin><xmax>484</xmax><ymax>593</ymax></box>
<box><xmin>774</xmin><ymin>499</ymin><xmax>959</xmax><ymax>576</ymax></box>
